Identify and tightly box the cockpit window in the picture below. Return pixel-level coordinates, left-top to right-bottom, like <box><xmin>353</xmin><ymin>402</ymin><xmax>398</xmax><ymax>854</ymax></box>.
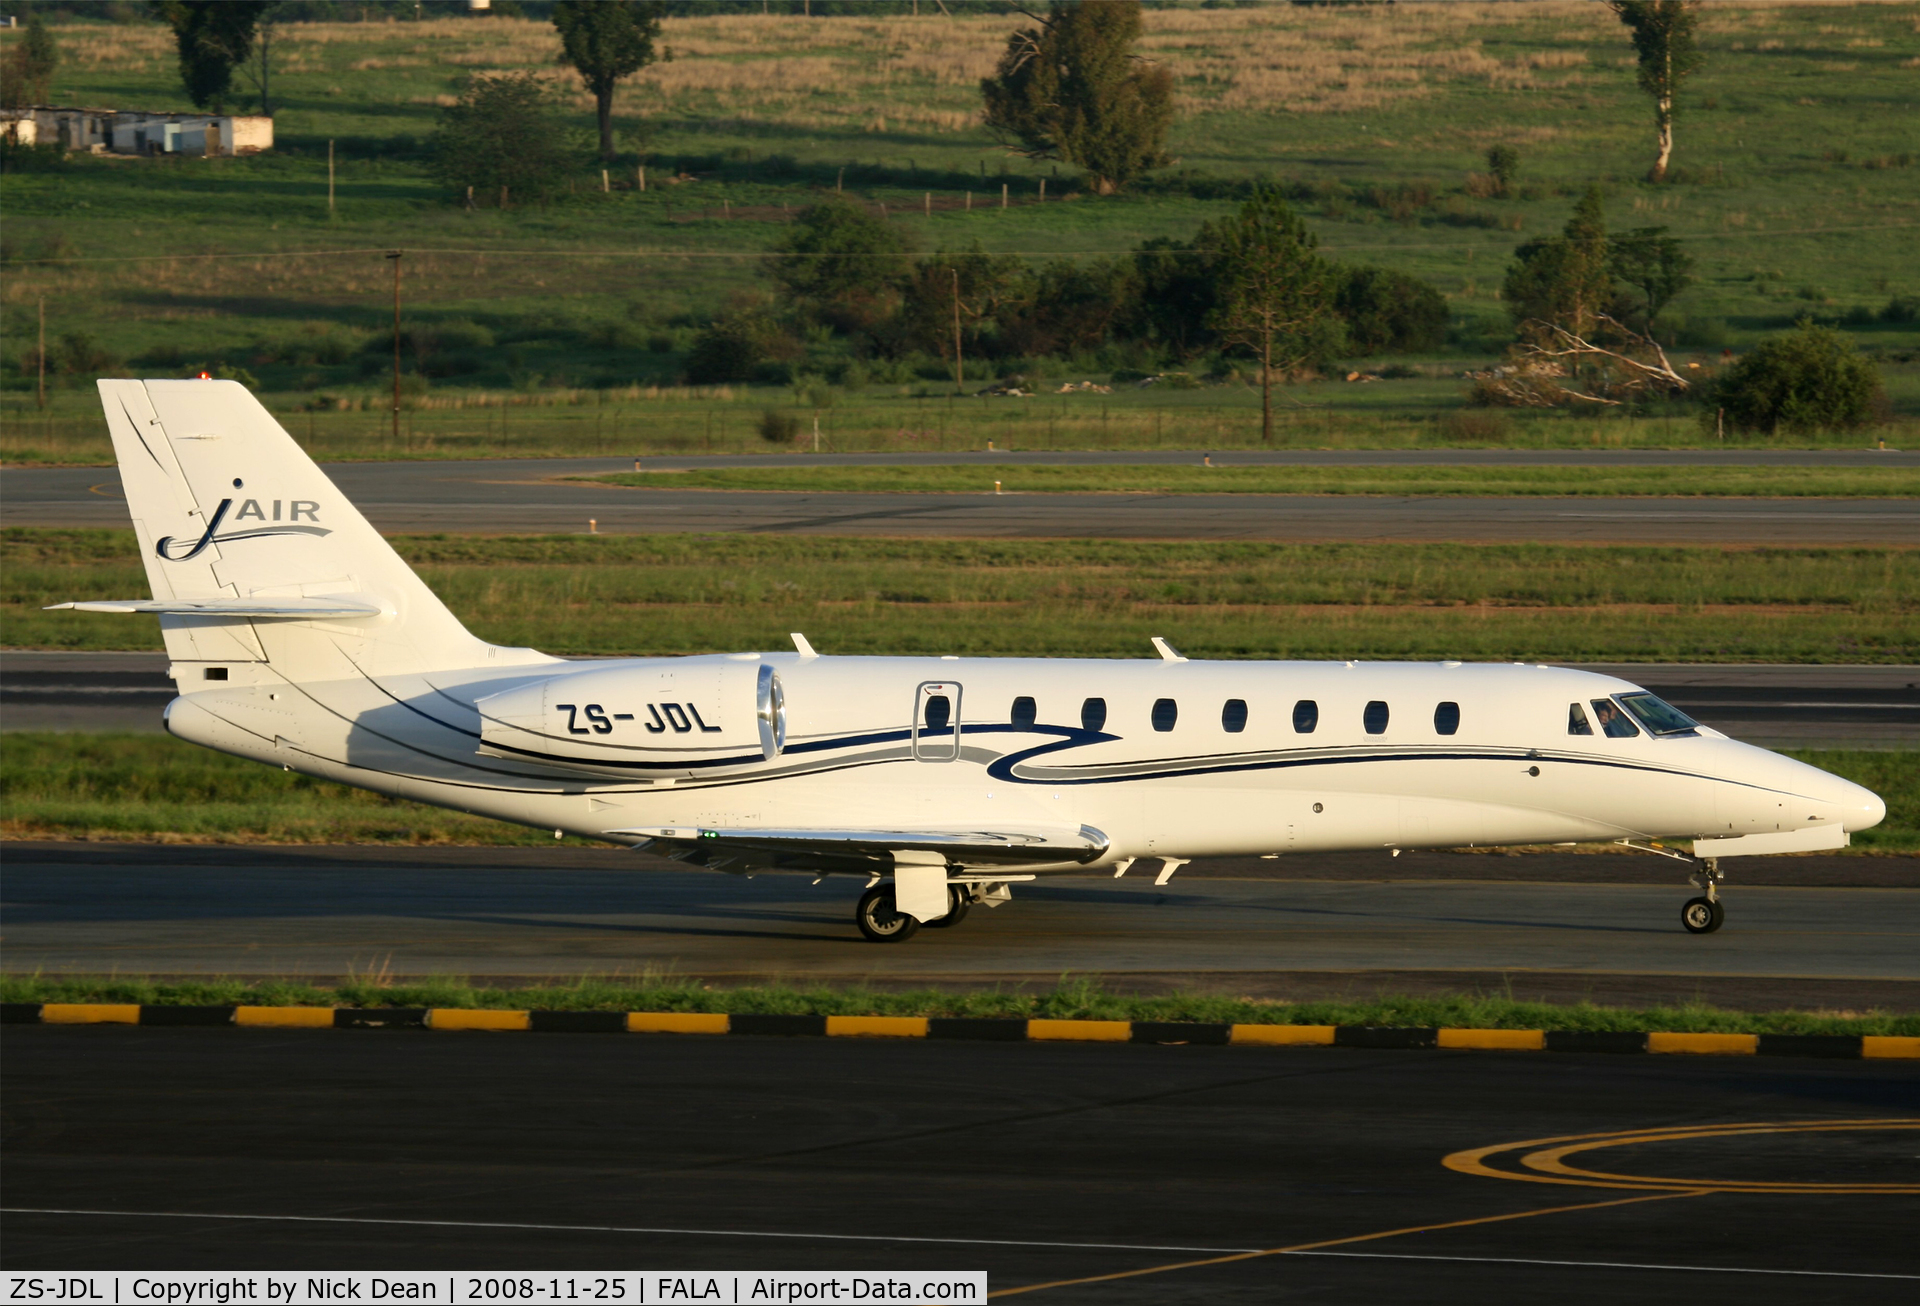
<box><xmin>1567</xmin><ymin>703</ymin><xmax>1593</xmax><ymax>736</ymax></box>
<box><xmin>1590</xmin><ymin>698</ymin><xmax>1640</xmax><ymax>739</ymax></box>
<box><xmin>1617</xmin><ymin>692</ymin><xmax>1699</xmax><ymax>737</ymax></box>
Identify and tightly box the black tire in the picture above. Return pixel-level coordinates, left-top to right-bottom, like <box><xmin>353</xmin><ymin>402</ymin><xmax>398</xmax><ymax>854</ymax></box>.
<box><xmin>1681</xmin><ymin>896</ymin><xmax>1724</xmax><ymax>934</ymax></box>
<box><xmin>921</xmin><ymin>885</ymin><xmax>971</xmax><ymax>929</ymax></box>
<box><xmin>856</xmin><ymin>885</ymin><xmax>920</xmax><ymax>942</ymax></box>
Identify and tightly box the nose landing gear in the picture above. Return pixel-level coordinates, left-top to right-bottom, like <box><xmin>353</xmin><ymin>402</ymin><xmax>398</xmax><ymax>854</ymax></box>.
<box><xmin>1616</xmin><ymin>841</ymin><xmax>1730</xmax><ymax>934</ymax></box>
<box><xmin>1681</xmin><ymin>857</ymin><xmax>1725</xmax><ymax>934</ymax></box>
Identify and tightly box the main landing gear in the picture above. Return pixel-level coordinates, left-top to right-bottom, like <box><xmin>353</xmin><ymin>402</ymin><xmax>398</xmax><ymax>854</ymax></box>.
<box><xmin>1681</xmin><ymin>857</ymin><xmax>1725</xmax><ymax>934</ymax></box>
<box><xmin>854</xmin><ymin>883</ymin><xmax>976</xmax><ymax>942</ymax></box>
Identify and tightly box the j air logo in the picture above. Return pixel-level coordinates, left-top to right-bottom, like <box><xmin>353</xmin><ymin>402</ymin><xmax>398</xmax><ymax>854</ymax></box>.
<box><xmin>155</xmin><ymin>478</ymin><xmax>332</xmax><ymax>561</ymax></box>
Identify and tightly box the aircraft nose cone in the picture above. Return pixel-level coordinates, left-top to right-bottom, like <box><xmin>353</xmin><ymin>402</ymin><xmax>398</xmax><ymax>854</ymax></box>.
<box><xmin>1842</xmin><ymin>782</ymin><xmax>1886</xmax><ymax>834</ymax></box>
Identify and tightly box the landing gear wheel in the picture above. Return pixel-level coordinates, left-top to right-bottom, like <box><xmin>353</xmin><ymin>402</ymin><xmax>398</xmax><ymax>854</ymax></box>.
<box><xmin>856</xmin><ymin>885</ymin><xmax>921</xmax><ymax>942</ymax></box>
<box><xmin>920</xmin><ymin>886</ymin><xmax>971</xmax><ymax>929</ymax></box>
<box><xmin>1681</xmin><ymin>896</ymin><xmax>1724</xmax><ymax>934</ymax></box>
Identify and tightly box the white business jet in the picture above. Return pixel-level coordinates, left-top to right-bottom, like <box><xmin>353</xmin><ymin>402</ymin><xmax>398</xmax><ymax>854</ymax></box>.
<box><xmin>58</xmin><ymin>380</ymin><xmax>1884</xmax><ymax>941</ymax></box>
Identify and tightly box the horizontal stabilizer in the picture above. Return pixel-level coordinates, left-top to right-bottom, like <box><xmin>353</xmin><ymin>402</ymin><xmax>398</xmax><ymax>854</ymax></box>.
<box><xmin>611</xmin><ymin>823</ymin><xmax>1109</xmax><ymax>868</ymax></box>
<box><xmin>46</xmin><ymin>596</ymin><xmax>386</xmax><ymax>618</ymax></box>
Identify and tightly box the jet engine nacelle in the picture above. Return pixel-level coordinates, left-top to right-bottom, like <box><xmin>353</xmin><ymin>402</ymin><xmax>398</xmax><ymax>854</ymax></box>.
<box><xmin>474</xmin><ymin>658</ymin><xmax>784</xmax><ymax>778</ymax></box>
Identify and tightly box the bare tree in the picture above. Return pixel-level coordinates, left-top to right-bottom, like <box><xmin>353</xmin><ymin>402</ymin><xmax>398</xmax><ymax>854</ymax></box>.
<box><xmin>1469</xmin><ymin>315</ymin><xmax>1689</xmax><ymax>407</ymax></box>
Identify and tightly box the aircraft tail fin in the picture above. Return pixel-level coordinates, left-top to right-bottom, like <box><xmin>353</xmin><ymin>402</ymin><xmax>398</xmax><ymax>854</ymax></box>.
<box><xmin>90</xmin><ymin>379</ymin><xmax>531</xmax><ymax>676</ymax></box>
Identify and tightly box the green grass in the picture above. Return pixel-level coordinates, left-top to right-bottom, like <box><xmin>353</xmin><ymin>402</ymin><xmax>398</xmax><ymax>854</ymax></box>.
<box><xmin>0</xmin><ymin>974</ymin><xmax>1910</xmax><ymax>1036</ymax></box>
<box><xmin>3</xmin><ymin>732</ymin><xmax>1913</xmax><ymax>853</ymax></box>
<box><xmin>8</xmin><ymin>377</ymin><xmax>1907</xmax><ymax>467</ymax></box>
<box><xmin>586</xmin><ymin>464</ymin><xmax>1920</xmax><ymax>497</ymax></box>
<box><xmin>8</xmin><ymin>529</ymin><xmax>1916</xmax><ymax>661</ymax></box>
<box><xmin>2</xmin><ymin>4</ymin><xmax>1917</xmax><ymax>455</ymax></box>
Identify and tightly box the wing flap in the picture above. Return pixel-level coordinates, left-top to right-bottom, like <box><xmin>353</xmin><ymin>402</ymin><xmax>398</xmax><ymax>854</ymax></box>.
<box><xmin>611</xmin><ymin>823</ymin><xmax>1109</xmax><ymax>870</ymax></box>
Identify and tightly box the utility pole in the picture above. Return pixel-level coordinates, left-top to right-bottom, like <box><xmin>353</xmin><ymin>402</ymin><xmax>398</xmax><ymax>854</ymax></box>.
<box><xmin>386</xmin><ymin>251</ymin><xmax>403</xmax><ymax>443</ymax></box>
<box><xmin>327</xmin><ymin>139</ymin><xmax>335</xmax><ymax>217</ymax></box>
<box><xmin>950</xmin><ymin>267</ymin><xmax>964</xmax><ymax>394</ymax></box>
<box><xmin>36</xmin><ymin>297</ymin><xmax>46</xmax><ymax>411</ymax></box>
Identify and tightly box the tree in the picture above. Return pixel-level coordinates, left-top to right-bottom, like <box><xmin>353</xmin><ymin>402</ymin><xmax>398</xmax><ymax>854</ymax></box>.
<box><xmin>429</xmin><ymin>73</ymin><xmax>575</xmax><ymax>205</ymax></box>
<box><xmin>899</xmin><ymin>245</ymin><xmax>1024</xmax><ymax>388</ymax></box>
<box><xmin>1503</xmin><ymin>187</ymin><xmax>1613</xmax><ymax>340</ymax></box>
<box><xmin>1608</xmin><ymin>225</ymin><xmax>1694</xmax><ymax>336</ymax></box>
<box><xmin>235</xmin><ymin>2</ymin><xmax>284</xmax><ymax>117</ymax></box>
<box><xmin>149</xmin><ymin>2</ymin><xmax>270</xmax><ymax>111</ymax></box>
<box><xmin>1486</xmin><ymin>144</ymin><xmax>1519</xmax><ymax>197</ymax></box>
<box><xmin>1201</xmin><ymin>187</ymin><xmax>1336</xmax><ymax>443</ymax></box>
<box><xmin>1608</xmin><ymin>1</ymin><xmax>1703</xmax><ymax>183</ymax></box>
<box><xmin>1712</xmin><ymin>322</ymin><xmax>1883</xmax><ymax>435</ymax></box>
<box><xmin>551</xmin><ymin>0</ymin><xmax>668</xmax><ymax>162</ymax></box>
<box><xmin>0</xmin><ymin>10</ymin><xmax>59</xmax><ymax>108</ymax></box>
<box><xmin>1334</xmin><ymin>266</ymin><xmax>1450</xmax><ymax>355</ymax></box>
<box><xmin>771</xmin><ymin>198</ymin><xmax>910</xmax><ymax>334</ymax></box>
<box><xmin>1128</xmin><ymin>236</ymin><xmax>1217</xmax><ymax>360</ymax></box>
<box><xmin>980</xmin><ymin>0</ymin><xmax>1172</xmax><ymax>195</ymax></box>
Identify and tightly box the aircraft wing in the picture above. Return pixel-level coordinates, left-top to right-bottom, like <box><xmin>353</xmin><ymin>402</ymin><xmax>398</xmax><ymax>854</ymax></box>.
<box><xmin>609</xmin><ymin>823</ymin><xmax>1109</xmax><ymax>873</ymax></box>
<box><xmin>45</xmin><ymin>596</ymin><xmax>385</xmax><ymax>617</ymax></box>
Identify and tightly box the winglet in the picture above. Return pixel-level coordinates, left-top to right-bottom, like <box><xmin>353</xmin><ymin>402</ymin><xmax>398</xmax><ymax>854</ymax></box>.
<box><xmin>1150</xmin><ymin>636</ymin><xmax>1186</xmax><ymax>663</ymax></box>
<box><xmin>791</xmin><ymin>632</ymin><xmax>818</xmax><ymax>658</ymax></box>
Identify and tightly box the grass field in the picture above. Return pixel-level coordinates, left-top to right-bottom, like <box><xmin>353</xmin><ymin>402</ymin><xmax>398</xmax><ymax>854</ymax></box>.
<box><xmin>14</xmin><ymin>374</ymin><xmax>1916</xmax><ymax>466</ymax></box>
<box><xmin>8</xmin><ymin>529</ymin><xmax>1916</xmax><ymax>661</ymax></box>
<box><xmin>585</xmin><ymin>464</ymin><xmax>1920</xmax><ymax>497</ymax></box>
<box><xmin>3</xmin><ymin>3</ymin><xmax>1916</xmax><ymax>456</ymax></box>
<box><xmin>0</xmin><ymin>974</ymin><xmax>1910</xmax><ymax>1036</ymax></box>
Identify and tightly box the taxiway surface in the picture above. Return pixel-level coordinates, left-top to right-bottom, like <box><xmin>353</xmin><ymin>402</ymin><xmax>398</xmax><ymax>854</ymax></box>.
<box><xmin>6</xmin><ymin>457</ymin><xmax>1914</xmax><ymax>543</ymax></box>
<box><xmin>4</xmin><ymin>1026</ymin><xmax>1915</xmax><ymax>1297</ymax></box>
<box><xmin>6</xmin><ymin>843</ymin><xmax>1916</xmax><ymax>1011</ymax></box>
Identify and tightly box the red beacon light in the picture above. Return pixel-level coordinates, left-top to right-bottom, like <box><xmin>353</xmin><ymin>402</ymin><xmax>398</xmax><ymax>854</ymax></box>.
<box><xmin>197</xmin><ymin>371</ymin><xmax>212</xmax><ymax>379</ymax></box>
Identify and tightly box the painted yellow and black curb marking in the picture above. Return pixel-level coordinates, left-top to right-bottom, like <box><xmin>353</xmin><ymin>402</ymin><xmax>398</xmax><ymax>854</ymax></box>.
<box><xmin>5</xmin><ymin>1003</ymin><xmax>1917</xmax><ymax>1059</ymax></box>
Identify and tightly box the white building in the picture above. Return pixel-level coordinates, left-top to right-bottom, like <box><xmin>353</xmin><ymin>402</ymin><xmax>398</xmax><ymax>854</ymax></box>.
<box><xmin>1</xmin><ymin>105</ymin><xmax>272</xmax><ymax>156</ymax></box>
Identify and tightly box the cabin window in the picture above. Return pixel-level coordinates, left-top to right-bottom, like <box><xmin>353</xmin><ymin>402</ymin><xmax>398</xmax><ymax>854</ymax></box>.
<box><xmin>1434</xmin><ymin>701</ymin><xmax>1460</xmax><ymax>735</ymax></box>
<box><xmin>1292</xmin><ymin>699</ymin><xmax>1318</xmax><ymax>734</ymax></box>
<box><xmin>1152</xmin><ymin>698</ymin><xmax>1178</xmax><ymax>732</ymax></box>
<box><xmin>1011</xmin><ymin>696</ymin><xmax>1037</xmax><ymax>730</ymax></box>
<box><xmin>923</xmin><ymin>694</ymin><xmax>952</xmax><ymax>734</ymax></box>
<box><xmin>1590</xmin><ymin>698</ymin><xmax>1640</xmax><ymax>739</ymax></box>
<box><xmin>1364</xmin><ymin>701</ymin><xmax>1390</xmax><ymax>735</ymax></box>
<box><xmin>1222</xmin><ymin>698</ymin><xmax>1249</xmax><ymax>733</ymax></box>
<box><xmin>1568</xmin><ymin>703</ymin><xmax>1593</xmax><ymax>736</ymax></box>
<box><xmin>1081</xmin><ymin>697</ymin><xmax>1107</xmax><ymax>732</ymax></box>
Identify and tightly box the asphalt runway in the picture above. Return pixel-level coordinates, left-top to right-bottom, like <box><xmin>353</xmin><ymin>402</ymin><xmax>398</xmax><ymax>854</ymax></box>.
<box><xmin>6</xmin><ymin>843</ymin><xmax>1917</xmax><ymax>1011</ymax></box>
<box><xmin>6</xmin><ymin>458</ymin><xmax>1916</xmax><ymax>543</ymax></box>
<box><xmin>4</xmin><ymin>1027</ymin><xmax>1916</xmax><ymax>1295</ymax></box>
<box><xmin>8</xmin><ymin>652</ymin><xmax>1912</xmax><ymax>748</ymax></box>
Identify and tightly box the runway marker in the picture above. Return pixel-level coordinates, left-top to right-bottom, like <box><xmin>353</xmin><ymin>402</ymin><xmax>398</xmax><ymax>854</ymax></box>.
<box><xmin>1290</xmin><ymin>1250</ymin><xmax>1920</xmax><ymax>1280</ymax></box>
<box><xmin>986</xmin><ymin>1190</ymin><xmax>1710</xmax><ymax>1297</ymax></box>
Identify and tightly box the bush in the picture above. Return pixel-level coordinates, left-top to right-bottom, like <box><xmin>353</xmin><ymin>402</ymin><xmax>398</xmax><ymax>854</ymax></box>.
<box><xmin>1335</xmin><ymin>266</ymin><xmax>1450</xmax><ymax>355</ymax></box>
<box><xmin>430</xmin><ymin>73</ymin><xmax>575</xmax><ymax>205</ymax></box>
<box><xmin>758</xmin><ymin>410</ymin><xmax>800</xmax><ymax>444</ymax></box>
<box><xmin>686</xmin><ymin>311</ymin><xmax>783</xmax><ymax>385</ymax></box>
<box><xmin>1710</xmin><ymin>322</ymin><xmax>1884</xmax><ymax>435</ymax></box>
<box><xmin>1882</xmin><ymin>295</ymin><xmax>1920</xmax><ymax>324</ymax></box>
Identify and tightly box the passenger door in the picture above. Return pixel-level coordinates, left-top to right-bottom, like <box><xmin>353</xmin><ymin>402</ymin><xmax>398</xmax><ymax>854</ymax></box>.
<box><xmin>913</xmin><ymin>682</ymin><xmax>962</xmax><ymax>762</ymax></box>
